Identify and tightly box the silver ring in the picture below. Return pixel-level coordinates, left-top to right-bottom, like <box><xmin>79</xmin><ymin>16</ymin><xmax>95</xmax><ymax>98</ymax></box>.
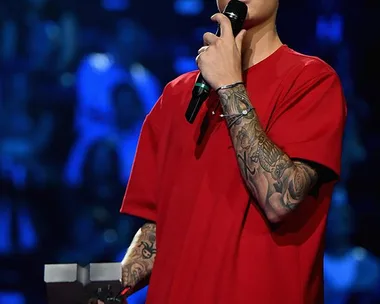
<box><xmin>197</xmin><ymin>46</ymin><xmax>209</xmax><ymax>55</ymax></box>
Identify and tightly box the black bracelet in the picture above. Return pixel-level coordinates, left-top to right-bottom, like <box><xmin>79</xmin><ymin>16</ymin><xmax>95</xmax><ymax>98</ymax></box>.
<box><xmin>216</xmin><ymin>81</ymin><xmax>245</xmax><ymax>93</ymax></box>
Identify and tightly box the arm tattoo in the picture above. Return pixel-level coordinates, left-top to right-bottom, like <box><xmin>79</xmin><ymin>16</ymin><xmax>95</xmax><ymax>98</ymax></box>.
<box><xmin>218</xmin><ymin>84</ymin><xmax>318</xmax><ymax>222</ymax></box>
<box><xmin>121</xmin><ymin>223</ymin><xmax>156</xmax><ymax>292</ymax></box>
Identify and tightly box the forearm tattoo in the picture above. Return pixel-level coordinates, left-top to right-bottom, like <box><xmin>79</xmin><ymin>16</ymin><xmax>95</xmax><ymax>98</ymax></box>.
<box><xmin>121</xmin><ymin>223</ymin><xmax>156</xmax><ymax>291</ymax></box>
<box><xmin>218</xmin><ymin>84</ymin><xmax>318</xmax><ymax>221</ymax></box>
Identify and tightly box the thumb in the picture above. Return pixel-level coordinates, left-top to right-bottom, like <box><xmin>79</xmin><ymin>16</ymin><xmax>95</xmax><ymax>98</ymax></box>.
<box><xmin>235</xmin><ymin>29</ymin><xmax>246</xmax><ymax>53</ymax></box>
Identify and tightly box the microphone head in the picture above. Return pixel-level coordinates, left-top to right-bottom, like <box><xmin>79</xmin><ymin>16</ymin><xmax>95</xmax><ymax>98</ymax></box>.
<box><xmin>223</xmin><ymin>0</ymin><xmax>248</xmax><ymax>25</ymax></box>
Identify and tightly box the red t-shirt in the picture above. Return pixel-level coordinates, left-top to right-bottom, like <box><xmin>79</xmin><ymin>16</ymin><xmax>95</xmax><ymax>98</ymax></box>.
<box><xmin>120</xmin><ymin>45</ymin><xmax>346</xmax><ymax>304</ymax></box>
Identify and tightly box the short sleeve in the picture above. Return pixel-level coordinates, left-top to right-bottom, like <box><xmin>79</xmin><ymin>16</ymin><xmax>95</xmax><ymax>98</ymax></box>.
<box><xmin>268</xmin><ymin>68</ymin><xmax>347</xmax><ymax>177</ymax></box>
<box><xmin>120</xmin><ymin>96</ymin><xmax>163</xmax><ymax>222</ymax></box>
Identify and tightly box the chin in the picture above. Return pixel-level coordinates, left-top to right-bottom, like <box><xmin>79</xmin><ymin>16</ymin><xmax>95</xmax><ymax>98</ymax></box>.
<box><xmin>242</xmin><ymin>15</ymin><xmax>265</xmax><ymax>29</ymax></box>
<box><xmin>243</xmin><ymin>9</ymin><xmax>276</xmax><ymax>29</ymax></box>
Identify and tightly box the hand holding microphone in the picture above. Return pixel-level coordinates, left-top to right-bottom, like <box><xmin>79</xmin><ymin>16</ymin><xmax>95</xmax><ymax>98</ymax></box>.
<box><xmin>185</xmin><ymin>0</ymin><xmax>247</xmax><ymax>123</ymax></box>
<box><xmin>196</xmin><ymin>13</ymin><xmax>246</xmax><ymax>92</ymax></box>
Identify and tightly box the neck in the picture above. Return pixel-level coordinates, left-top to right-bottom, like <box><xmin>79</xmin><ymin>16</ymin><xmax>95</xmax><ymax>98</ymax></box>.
<box><xmin>241</xmin><ymin>17</ymin><xmax>282</xmax><ymax>71</ymax></box>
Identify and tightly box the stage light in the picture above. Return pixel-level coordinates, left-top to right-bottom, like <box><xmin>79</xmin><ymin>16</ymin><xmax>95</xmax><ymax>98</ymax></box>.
<box><xmin>174</xmin><ymin>0</ymin><xmax>203</xmax><ymax>15</ymax></box>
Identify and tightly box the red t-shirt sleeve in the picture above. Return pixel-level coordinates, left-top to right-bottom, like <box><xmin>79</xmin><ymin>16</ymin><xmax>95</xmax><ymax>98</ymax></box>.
<box><xmin>268</xmin><ymin>64</ymin><xmax>347</xmax><ymax>177</ymax></box>
<box><xmin>120</xmin><ymin>96</ymin><xmax>163</xmax><ymax>222</ymax></box>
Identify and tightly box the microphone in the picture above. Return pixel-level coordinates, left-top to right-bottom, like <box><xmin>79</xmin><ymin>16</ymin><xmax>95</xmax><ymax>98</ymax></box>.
<box><xmin>185</xmin><ymin>0</ymin><xmax>248</xmax><ymax>124</ymax></box>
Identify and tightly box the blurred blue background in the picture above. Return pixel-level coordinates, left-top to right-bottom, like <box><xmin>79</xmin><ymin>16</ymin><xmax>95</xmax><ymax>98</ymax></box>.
<box><xmin>0</xmin><ymin>0</ymin><xmax>379</xmax><ymax>303</ymax></box>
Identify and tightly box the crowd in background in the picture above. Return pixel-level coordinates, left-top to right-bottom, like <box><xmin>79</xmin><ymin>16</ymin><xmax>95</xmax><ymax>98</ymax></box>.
<box><xmin>0</xmin><ymin>0</ymin><xmax>379</xmax><ymax>303</ymax></box>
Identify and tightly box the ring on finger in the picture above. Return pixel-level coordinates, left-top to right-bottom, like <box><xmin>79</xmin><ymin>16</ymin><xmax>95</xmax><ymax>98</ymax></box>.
<box><xmin>197</xmin><ymin>46</ymin><xmax>209</xmax><ymax>55</ymax></box>
<box><xmin>195</xmin><ymin>52</ymin><xmax>204</xmax><ymax>64</ymax></box>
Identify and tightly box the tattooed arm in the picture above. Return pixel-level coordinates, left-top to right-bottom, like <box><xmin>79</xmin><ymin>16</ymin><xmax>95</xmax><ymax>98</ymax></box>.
<box><xmin>121</xmin><ymin>222</ymin><xmax>157</xmax><ymax>296</ymax></box>
<box><xmin>218</xmin><ymin>84</ymin><xmax>319</xmax><ymax>223</ymax></box>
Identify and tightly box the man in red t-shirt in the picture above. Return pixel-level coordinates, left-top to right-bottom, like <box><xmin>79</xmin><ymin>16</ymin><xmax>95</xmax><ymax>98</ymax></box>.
<box><xmin>117</xmin><ymin>0</ymin><xmax>346</xmax><ymax>303</ymax></box>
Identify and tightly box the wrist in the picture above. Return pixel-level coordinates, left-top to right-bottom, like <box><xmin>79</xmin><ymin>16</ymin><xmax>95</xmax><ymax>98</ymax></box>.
<box><xmin>216</xmin><ymin>81</ymin><xmax>245</xmax><ymax>94</ymax></box>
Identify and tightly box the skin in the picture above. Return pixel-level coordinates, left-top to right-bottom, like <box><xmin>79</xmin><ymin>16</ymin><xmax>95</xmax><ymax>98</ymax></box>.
<box><xmin>196</xmin><ymin>0</ymin><xmax>319</xmax><ymax>222</ymax></box>
<box><xmin>121</xmin><ymin>223</ymin><xmax>157</xmax><ymax>290</ymax></box>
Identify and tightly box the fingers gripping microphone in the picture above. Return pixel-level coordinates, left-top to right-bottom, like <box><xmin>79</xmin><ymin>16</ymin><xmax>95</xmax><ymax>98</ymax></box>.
<box><xmin>185</xmin><ymin>0</ymin><xmax>248</xmax><ymax>123</ymax></box>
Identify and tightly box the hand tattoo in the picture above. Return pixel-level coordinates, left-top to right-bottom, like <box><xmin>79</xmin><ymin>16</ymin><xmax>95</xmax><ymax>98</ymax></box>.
<box><xmin>218</xmin><ymin>85</ymin><xmax>318</xmax><ymax>222</ymax></box>
<box><xmin>121</xmin><ymin>223</ymin><xmax>157</xmax><ymax>291</ymax></box>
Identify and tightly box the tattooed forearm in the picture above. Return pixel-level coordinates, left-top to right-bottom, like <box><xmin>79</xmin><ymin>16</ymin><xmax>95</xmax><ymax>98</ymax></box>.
<box><xmin>121</xmin><ymin>223</ymin><xmax>156</xmax><ymax>294</ymax></box>
<box><xmin>218</xmin><ymin>84</ymin><xmax>318</xmax><ymax>222</ymax></box>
